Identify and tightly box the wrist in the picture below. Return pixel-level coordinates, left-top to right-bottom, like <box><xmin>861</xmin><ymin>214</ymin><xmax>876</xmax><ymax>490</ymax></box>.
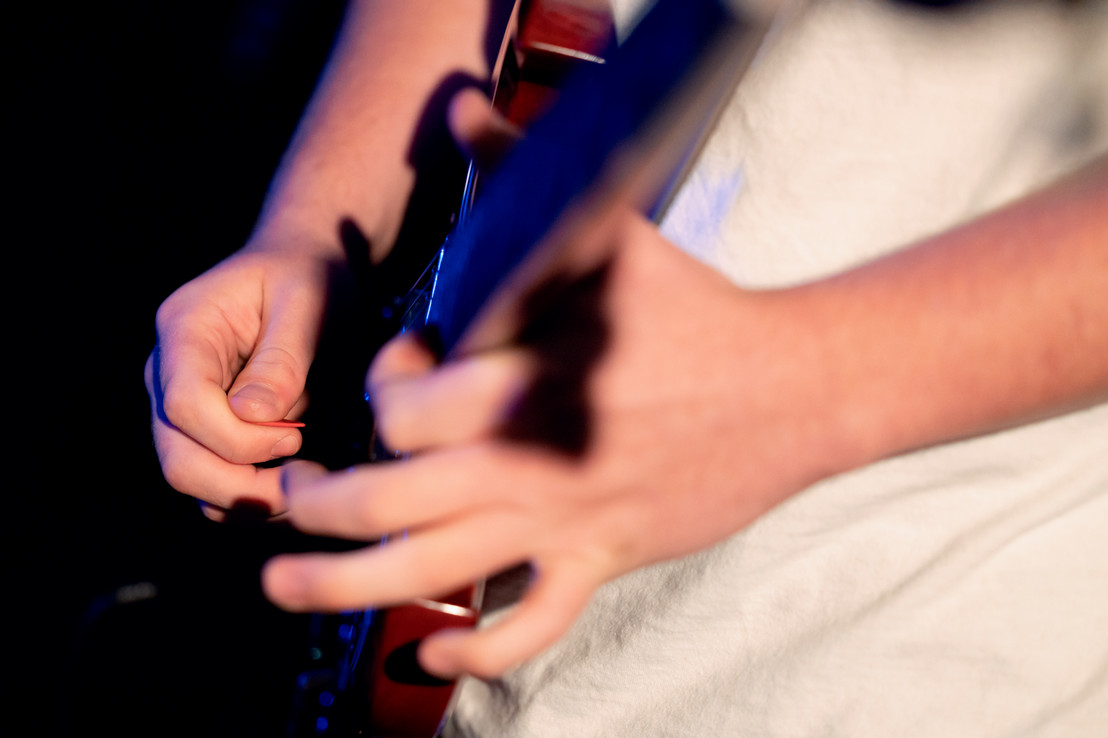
<box><xmin>247</xmin><ymin>196</ymin><xmax>389</xmax><ymax>266</ymax></box>
<box><xmin>756</xmin><ymin>281</ymin><xmax>917</xmax><ymax>488</ymax></box>
<box><xmin>793</xmin><ymin>298</ymin><xmax>880</xmax><ymax>481</ymax></box>
<box><xmin>777</xmin><ymin>158</ymin><xmax>1108</xmax><ymax>477</ymax></box>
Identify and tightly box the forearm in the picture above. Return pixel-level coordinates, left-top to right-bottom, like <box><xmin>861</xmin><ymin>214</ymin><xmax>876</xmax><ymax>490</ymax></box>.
<box><xmin>250</xmin><ymin>0</ymin><xmax>501</xmax><ymax>261</ymax></box>
<box><xmin>794</xmin><ymin>153</ymin><xmax>1108</xmax><ymax>473</ymax></box>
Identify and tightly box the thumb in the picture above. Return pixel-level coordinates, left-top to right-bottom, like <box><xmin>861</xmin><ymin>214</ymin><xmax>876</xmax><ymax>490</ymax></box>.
<box><xmin>229</xmin><ymin>346</ymin><xmax>309</xmax><ymax>423</ymax></box>
<box><xmin>228</xmin><ymin>305</ymin><xmax>317</xmax><ymax>425</ymax></box>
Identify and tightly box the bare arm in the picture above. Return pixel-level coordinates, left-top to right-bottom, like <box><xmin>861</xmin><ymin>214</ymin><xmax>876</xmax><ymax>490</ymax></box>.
<box><xmin>803</xmin><ymin>154</ymin><xmax>1108</xmax><ymax>472</ymax></box>
<box><xmin>146</xmin><ymin>0</ymin><xmax>504</xmax><ymax>516</ymax></box>
<box><xmin>252</xmin><ymin>0</ymin><xmax>502</xmax><ymax>261</ymax></box>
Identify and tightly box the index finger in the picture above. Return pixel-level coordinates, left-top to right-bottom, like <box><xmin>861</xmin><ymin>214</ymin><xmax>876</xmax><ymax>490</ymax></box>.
<box><xmin>146</xmin><ymin>352</ymin><xmax>293</xmax><ymax>510</ymax></box>
<box><xmin>151</xmin><ymin>339</ymin><xmax>303</xmax><ymax>466</ymax></box>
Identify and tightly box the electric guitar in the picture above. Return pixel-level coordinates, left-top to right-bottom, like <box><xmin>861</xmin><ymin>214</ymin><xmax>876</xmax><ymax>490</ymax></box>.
<box><xmin>288</xmin><ymin>0</ymin><xmax>780</xmax><ymax>734</ymax></box>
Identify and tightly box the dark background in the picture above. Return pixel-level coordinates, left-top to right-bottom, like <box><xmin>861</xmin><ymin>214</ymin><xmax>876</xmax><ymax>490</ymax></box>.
<box><xmin>13</xmin><ymin>2</ymin><xmax>352</xmax><ymax>735</ymax></box>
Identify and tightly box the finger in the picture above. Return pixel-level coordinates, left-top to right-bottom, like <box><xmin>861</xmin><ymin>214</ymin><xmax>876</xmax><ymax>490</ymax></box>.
<box><xmin>227</xmin><ymin>346</ymin><xmax>309</xmax><ymax>424</ymax></box>
<box><xmin>367</xmin><ymin>331</ymin><xmax>439</xmax><ymax>388</ymax></box>
<box><xmin>198</xmin><ymin>501</ymin><xmax>228</xmax><ymax>522</ymax></box>
<box><xmin>418</xmin><ymin>557</ymin><xmax>600</xmax><ymax>679</ymax></box>
<box><xmin>227</xmin><ymin>276</ymin><xmax>320</xmax><ymax>423</ymax></box>
<box><xmin>149</xmin><ymin>353</ymin><xmax>285</xmax><ymax>510</ymax></box>
<box><xmin>263</xmin><ymin>509</ymin><xmax>530</xmax><ymax>613</ymax></box>
<box><xmin>150</xmin><ymin>404</ymin><xmax>287</xmax><ymax>512</ymax></box>
<box><xmin>151</xmin><ymin>354</ymin><xmax>288</xmax><ymax>509</ymax></box>
<box><xmin>447</xmin><ymin>86</ymin><xmax>522</xmax><ymax>170</ymax></box>
<box><xmin>371</xmin><ymin>350</ymin><xmax>534</xmax><ymax>453</ymax></box>
<box><xmin>153</xmin><ymin>337</ymin><xmax>303</xmax><ymax>467</ymax></box>
<box><xmin>281</xmin><ymin>444</ymin><xmax>547</xmax><ymax>540</ymax></box>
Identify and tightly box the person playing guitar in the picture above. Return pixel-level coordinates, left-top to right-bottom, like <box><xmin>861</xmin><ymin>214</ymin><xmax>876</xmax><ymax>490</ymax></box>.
<box><xmin>146</xmin><ymin>0</ymin><xmax>1108</xmax><ymax>735</ymax></box>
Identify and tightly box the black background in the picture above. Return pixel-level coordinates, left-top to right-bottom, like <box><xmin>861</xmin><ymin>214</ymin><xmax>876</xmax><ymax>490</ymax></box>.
<box><xmin>13</xmin><ymin>2</ymin><xmax>351</xmax><ymax>735</ymax></box>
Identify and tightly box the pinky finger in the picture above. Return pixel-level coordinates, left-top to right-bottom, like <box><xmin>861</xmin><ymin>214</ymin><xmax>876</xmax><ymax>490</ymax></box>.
<box><xmin>417</xmin><ymin>557</ymin><xmax>601</xmax><ymax>680</ymax></box>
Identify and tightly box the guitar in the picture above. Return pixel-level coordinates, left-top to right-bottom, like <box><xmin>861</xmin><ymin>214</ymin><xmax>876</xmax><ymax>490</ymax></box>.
<box><xmin>288</xmin><ymin>0</ymin><xmax>779</xmax><ymax>734</ymax></box>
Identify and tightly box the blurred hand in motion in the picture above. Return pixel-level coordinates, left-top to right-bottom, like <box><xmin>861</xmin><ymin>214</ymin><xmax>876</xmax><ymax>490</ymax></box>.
<box><xmin>261</xmin><ymin>88</ymin><xmax>845</xmax><ymax>678</ymax></box>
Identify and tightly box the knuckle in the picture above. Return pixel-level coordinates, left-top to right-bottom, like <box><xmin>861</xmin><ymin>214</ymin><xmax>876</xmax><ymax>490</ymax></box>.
<box><xmin>199</xmin><ymin>502</ymin><xmax>227</xmax><ymax>523</ymax></box>
<box><xmin>153</xmin><ymin>288</ymin><xmax>191</xmax><ymax>332</ymax></box>
<box><xmin>157</xmin><ymin>378</ymin><xmax>195</xmax><ymax>429</ymax></box>
<box><xmin>224</xmin><ymin>446</ymin><xmax>254</xmax><ymax>466</ymax></box>
<box><xmin>143</xmin><ymin>352</ymin><xmax>156</xmax><ymax>389</ymax></box>
<box><xmin>374</xmin><ymin>421</ymin><xmax>412</xmax><ymax>455</ymax></box>
<box><xmin>248</xmin><ymin>346</ymin><xmax>304</xmax><ymax>388</ymax></box>
<box><xmin>575</xmin><ymin>508</ymin><xmax>642</xmax><ymax>576</ymax></box>
<box><xmin>158</xmin><ymin>450</ymin><xmax>195</xmax><ymax>495</ymax></box>
<box><xmin>372</xmin><ymin>396</ymin><xmax>418</xmax><ymax>452</ymax></box>
<box><xmin>153</xmin><ymin>296</ymin><xmax>175</xmax><ymax>330</ymax></box>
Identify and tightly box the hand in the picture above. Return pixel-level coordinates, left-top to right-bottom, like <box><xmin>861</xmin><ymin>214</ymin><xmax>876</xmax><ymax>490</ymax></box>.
<box><xmin>262</xmin><ymin>207</ymin><xmax>848</xmax><ymax>679</ymax></box>
<box><xmin>145</xmin><ymin>244</ymin><xmax>334</xmax><ymax>520</ymax></box>
<box><xmin>144</xmin><ymin>87</ymin><xmax>519</xmax><ymax>522</ymax></box>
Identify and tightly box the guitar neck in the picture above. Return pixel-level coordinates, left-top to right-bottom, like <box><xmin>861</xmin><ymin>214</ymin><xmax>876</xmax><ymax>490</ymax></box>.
<box><xmin>426</xmin><ymin>0</ymin><xmax>774</xmax><ymax>357</ymax></box>
<box><xmin>402</xmin><ymin>0</ymin><xmax>615</xmax><ymax>335</ymax></box>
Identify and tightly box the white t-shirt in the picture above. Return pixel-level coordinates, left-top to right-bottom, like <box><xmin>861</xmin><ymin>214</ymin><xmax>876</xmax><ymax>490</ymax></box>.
<box><xmin>448</xmin><ymin>1</ymin><xmax>1108</xmax><ymax>735</ymax></box>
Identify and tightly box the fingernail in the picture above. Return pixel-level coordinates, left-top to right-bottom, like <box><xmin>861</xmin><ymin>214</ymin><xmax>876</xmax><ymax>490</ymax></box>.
<box><xmin>261</xmin><ymin>556</ymin><xmax>307</xmax><ymax>609</ymax></box>
<box><xmin>280</xmin><ymin>460</ymin><xmax>327</xmax><ymax>496</ymax></box>
<box><xmin>419</xmin><ymin>633</ymin><xmax>463</xmax><ymax>680</ymax></box>
<box><xmin>270</xmin><ymin>433</ymin><xmax>301</xmax><ymax>458</ymax></box>
<box><xmin>230</xmin><ymin>383</ymin><xmax>278</xmax><ymax>420</ymax></box>
<box><xmin>418</xmin><ymin>651</ymin><xmax>458</xmax><ymax>680</ymax></box>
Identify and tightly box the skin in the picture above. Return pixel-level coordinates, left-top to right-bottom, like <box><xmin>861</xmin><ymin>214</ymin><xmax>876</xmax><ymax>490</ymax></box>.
<box><xmin>146</xmin><ymin>0</ymin><xmax>1108</xmax><ymax>680</ymax></box>
<box><xmin>262</xmin><ymin>151</ymin><xmax>1108</xmax><ymax>680</ymax></box>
